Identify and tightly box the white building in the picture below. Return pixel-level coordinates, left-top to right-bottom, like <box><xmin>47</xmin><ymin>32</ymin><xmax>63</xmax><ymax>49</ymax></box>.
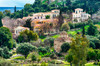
<box><xmin>14</xmin><ymin>26</ymin><xmax>30</xmax><ymax>36</ymax></box>
<box><xmin>72</xmin><ymin>8</ymin><xmax>91</xmax><ymax>23</ymax></box>
<box><xmin>23</xmin><ymin>9</ymin><xmax>60</xmax><ymax>20</ymax></box>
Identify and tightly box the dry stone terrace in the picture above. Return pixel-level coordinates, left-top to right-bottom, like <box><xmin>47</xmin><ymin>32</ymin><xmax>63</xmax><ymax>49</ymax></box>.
<box><xmin>54</xmin><ymin>31</ymin><xmax>71</xmax><ymax>53</ymax></box>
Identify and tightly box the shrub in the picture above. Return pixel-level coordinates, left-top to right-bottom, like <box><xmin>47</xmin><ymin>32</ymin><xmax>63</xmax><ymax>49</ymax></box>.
<box><xmin>0</xmin><ymin>58</ymin><xmax>13</xmax><ymax>66</ymax></box>
<box><xmin>0</xmin><ymin>48</ymin><xmax>3</xmax><ymax>57</ymax></box>
<box><xmin>87</xmin><ymin>23</ymin><xmax>98</xmax><ymax>36</ymax></box>
<box><xmin>38</xmin><ymin>47</ymin><xmax>51</xmax><ymax>57</ymax></box>
<box><xmin>89</xmin><ymin>41</ymin><xmax>96</xmax><ymax>49</ymax></box>
<box><xmin>2</xmin><ymin>47</ymin><xmax>12</xmax><ymax>59</ymax></box>
<box><xmin>61</xmin><ymin>23</ymin><xmax>70</xmax><ymax>31</ymax></box>
<box><xmin>17</xmin><ymin>30</ymin><xmax>39</xmax><ymax>42</ymax></box>
<box><xmin>27</xmin><ymin>52</ymin><xmax>41</xmax><ymax>62</ymax></box>
<box><xmin>44</xmin><ymin>37</ymin><xmax>54</xmax><ymax>47</ymax></box>
<box><xmin>16</xmin><ymin>43</ymin><xmax>36</xmax><ymax>58</ymax></box>
<box><xmin>98</xmin><ymin>62</ymin><xmax>100</xmax><ymax>65</ymax></box>
<box><xmin>61</xmin><ymin>42</ymin><xmax>70</xmax><ymax>52</ymax></box>
<box><xmin>31</xmin><ymin>54</ymin><xmax>37</xmax><ymax>62</ymax></box>
<box><xmin>97</xmin><ymin>35</ymin><xmax>100</xmax><ymax>40</ymax></box>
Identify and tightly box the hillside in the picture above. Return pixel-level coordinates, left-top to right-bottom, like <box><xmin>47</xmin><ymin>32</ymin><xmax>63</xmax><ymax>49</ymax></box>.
<box><xmin>3</xmin><ymin>0</ymin><xmax>100</xmax><ymax>19</ymax></box>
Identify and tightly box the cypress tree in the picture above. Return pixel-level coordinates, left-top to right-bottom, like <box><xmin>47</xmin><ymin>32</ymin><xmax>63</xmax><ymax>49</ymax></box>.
<box><xmin>14</xmin><ymin>6</ymin><xmax>16</xmax><ymax>13</ymax></box>
<box><xmin>82</xmin><ymin>25</ymin><xmax>85</xmax><ymax>37</ymax></box>
<box><xmin>0</xmin><ymin>12</ymin><xmax>3</xmax><ymax>27</ymax></box>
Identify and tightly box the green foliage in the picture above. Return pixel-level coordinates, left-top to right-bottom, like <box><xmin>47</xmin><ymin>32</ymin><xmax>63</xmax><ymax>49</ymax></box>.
<box><xmin>0</xmin><ymin>48</ymin><xmax>3</xmax><ymax>57</ymax></box>
<box><xmin>12</xmin><ymin>56</ymin><xmax>25</xmax><ymax>60</ymax></box>
<box><xmin>31</xmin><ymin>54</ymin><xmax>37</xmax><ymax>62</ymax></box>
<box><xmin>16</xmin><ymin>43</ymin><xmax>36</xmax><ymax>58</ymax></box>
<box><xmin>0</xmin><ymin>47</ymin><xmax>11</xmax><ymax>59</ymax></box>
<box><xmin>2</xmin><ymin>47</ymin><xmax>12</xmax><ymax>59</ymax></box>
<box><xmin>44</xmin><ymin>37</ymin><xmax>54</xmax><ymax>47</ymax></box>
<box><xmin>0</xmin><ymin>12</ymin><xmax>3</xmax><ymax>27</ymax></box>
<box><xmin>61</xmin><ymin>42</ymin><xmax>70</xmax><ymax>52</ymax></box>
<box><xmin>87</xmin><ymin>48</ymin><xmax>100</xmax><ymax>63</ymax></box>
<box><xmin>89</xmin><ymin>41</ymin><xmax>96</xmax><ymax>49</ymax></box>
<box><xmin>38</xmin><ymin>47</ymin><xmax>51</xmax><ymax>57</ymax></box>
<box><xmin>87</xmin><ymin>35</ymin><xmax>100</xmax><ymax>49</ymax></box>
<box><xmin>87</xmin><ymin>48</ymin><xmax>96</xmax><ymax>61</ymax></box>
<box><xmin>69</xmin><ymin>34</ymin><xmax>89</xmax><ymax>66</ymax></box>
<box><xmin>0</xmin><ymin>27</ymin><xmax>13</xmax><ymax>49</ymax></box>
<box><xmin>24</xmin><ymin>18</ymin><xmax>32</xmax><ymax>30</ymax></box>
<box><xmin>45</xmin><ymin>15</ymin><xmax>50</xmax><ymax>19</ymax></box>
<box><xmin>3</xmin><ymin>10</ymin><xmax>11</xmax><ymax>16</ymax></box>
<box><xmin>87</xmin><ymin>23</ymin><xmax>98</xmax><ymax>36</ymax></box>
<box><xmin>65</xmin><ymin>54</ymin><xmax>73</xmax><ymax>66</ymax></box>
<box><xmin>61</xmin><ymin>23</ymin><xmax>70</xmax><ymax>31</ymax></box>
<box><xmin>41</xmin><ymin>62</ymin><xmax>47</xmax><ymax>66</ymax></box>
<box><xmin>17</xmin><ymin>30</ymin><xmax>39</xmax><ymax>42</ymax></box>
<box><xmin>27</xmin><ymin>52</ymin><xmax>41</xmax><ymax>62</ymax></box>
<box><xmin>0</xmin><ymin>58</ymin><xmax>13</xmax><ymax>66</ymax></box>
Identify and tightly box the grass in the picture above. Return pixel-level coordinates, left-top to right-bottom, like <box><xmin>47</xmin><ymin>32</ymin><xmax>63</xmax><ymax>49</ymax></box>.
<box><xmin>40</xmin><ymin>34</ymin><xmax>60</xmax><ymax>42</ymax></box>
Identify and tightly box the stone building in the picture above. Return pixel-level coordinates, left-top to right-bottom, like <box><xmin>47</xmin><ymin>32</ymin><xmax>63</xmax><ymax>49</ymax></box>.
<box><xmin>54</xmin><ymin>31</ymin><xmax>71</xmax><ymax>53</ymax></box>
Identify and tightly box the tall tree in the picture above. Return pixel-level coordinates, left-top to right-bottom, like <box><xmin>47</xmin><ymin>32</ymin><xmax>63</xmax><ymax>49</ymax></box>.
<box><xmin>24</xmin><ymin>18</ymin><xmax>32</xmax><ymax>30</ymax></box>
<box><xmin>82</xmin><ymin>25</ymin><xmax>85</xmax><ymax>37</ymax></box>
<box><xmin>58</xmin><ymin>9</ymin><xmax>64</xmax><ymax>30</ymax></box>
<box><xmin>69</xmin><ymin>34</ymin><xmax>89</xmax><ymax>66</ymax></box>
<box><xmin>14</xmin><ymin>6</ymin><xmax>16</xmax><ymax>13</ymax></box>
<box><xmin>0</xmin><ymin>12</ymin><xmax>3</xmax><ymax>27</ymax></box>
<box><xmin>21</xmin><ymin>9</ymin><xmax>23</xmax><ymax>18</ymax></box>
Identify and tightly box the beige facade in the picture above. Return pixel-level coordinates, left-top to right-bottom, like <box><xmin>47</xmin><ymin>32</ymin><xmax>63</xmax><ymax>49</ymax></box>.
<box><xmin>72</xmin><ymin>8</ymin><xmax>91</xmax><ymax>23</ymax></box>
<box><xmin>23</xmin><ymin>9</ymin><xmax>60</xmax><ymax>20</ymax></box>
<box><xmin>14</xmin><ymin>26</ymin><xmax>30</xmax><ymax>36</ymax></box>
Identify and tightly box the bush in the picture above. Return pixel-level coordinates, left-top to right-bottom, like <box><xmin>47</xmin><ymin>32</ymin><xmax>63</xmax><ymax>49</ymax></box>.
<box><xmin>61</xmin><ymin>42</ymin><xmax>70</xmax><ymax>52</ymax></box>
<box><xmin>44</xmin><ymin>37</ymin><xmax>54</xmax><ymax>47</ymax></box>
<box><xmin>89</xmin><ymin>41</ymin><xmax>96</xmax><ymax>49</ymax></box>
<box><xmin>2</xmin><ymin>47</ymin><xmax>12</xmax><ymax>59</ymax></box>
<box><xmin>0</xmin><ymin>48</ymin><xmax>3</xmax><ymax>57</ymax></box>
<box><xmin>0</xmin><ymin>58</ymin><xmax>13</xmax><ymax>66</ymax></box>
<box><xmin>87</xmin><ymin>23</ymin><xmax>98</xmax><ymax>36</ymax></box>
<box><xmin>98</xmin><ymin>62</ymin><xmax>100</xmax><ymax>65</ymax></box>
<box><xmin>31</xmin><ymin>54</ymin><xmax>37</xmax><ymax>62</ymax></box>
<box><xmin>16</xmin><ymin>43</ymin><xmax>36</xmax><ymax>58</ymax></box>
<box><xmin>38</xmin><ymin>47</ymin><xmax>51</xmax><ymax>57</ymax></box>
<box><xmin>17</xmin><ymin>30</ymin><xmax>39</xmax><ymax>42</ymax></box>
<box><xmin>27</xmin><ymin>52</ymin><xmax>41</xmax><ymax>62</ymax></box>
<box><xmin>61</xmin><ymin>23</ymin><xmax>70</xmax><ymax>31</ymax></box>
<box><xmin>97</xmin><ymin>35</ymin><xmax>100</xmax><ymax>40</ymax></box>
